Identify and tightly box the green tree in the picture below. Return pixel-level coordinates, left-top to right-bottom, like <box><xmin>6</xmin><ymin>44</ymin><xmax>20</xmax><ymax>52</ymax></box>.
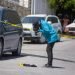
<box><xmin>47</xmin><ymin>0</ymin><xmax>75</xmax><ymax>21</ymax></box>
<box><xmin>47</xmin><ymin>0</ymin><xmax>75</xmax><ymax>10</ymax></box>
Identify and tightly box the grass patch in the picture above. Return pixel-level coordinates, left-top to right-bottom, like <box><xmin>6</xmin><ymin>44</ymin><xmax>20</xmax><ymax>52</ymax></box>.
<box><xmin>61</xmin><ymin>34</ymin><xmax>75</xmax><ymax>39</ymax></box>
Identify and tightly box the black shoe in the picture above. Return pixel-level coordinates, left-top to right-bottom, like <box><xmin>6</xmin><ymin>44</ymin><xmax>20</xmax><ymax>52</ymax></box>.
<box><xmin>45</xmin><ymin>64</ymin><xmax>52</xmax><ymax>68</ymax></box>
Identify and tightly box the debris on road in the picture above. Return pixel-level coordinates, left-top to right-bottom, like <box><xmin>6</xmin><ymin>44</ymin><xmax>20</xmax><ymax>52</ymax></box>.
<box><xmin>19</xmin><ymin>63</ymin><xmax>37</xmax><ymax>67</ymax></box>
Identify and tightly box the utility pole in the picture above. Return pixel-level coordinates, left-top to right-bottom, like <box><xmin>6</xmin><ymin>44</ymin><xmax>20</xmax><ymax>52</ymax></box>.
<box><xmin>31</xmin><ymin>0</ymin><xmax>36</xmax><ymax>14</ymax></box>
<box><xmin>23</xmin><ymin>0</ymin><xmax>24</xmax><ymax>7</ymax></box>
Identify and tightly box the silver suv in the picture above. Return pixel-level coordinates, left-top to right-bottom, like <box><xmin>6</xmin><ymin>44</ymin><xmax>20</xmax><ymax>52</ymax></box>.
<box><xmin>22</xmin><ymin>14</ymin><xmax>62</xmax><ymax>43</ymax></box>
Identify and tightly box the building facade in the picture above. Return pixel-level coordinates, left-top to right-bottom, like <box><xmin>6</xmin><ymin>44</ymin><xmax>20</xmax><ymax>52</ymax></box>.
<box><xmin>0</xmin><ymin>0</ymin><xmax>31</xmax><ymax>17</ymax></box>
<box><xmin>0</xmin><ymin>0</ymin><xmax>55</xmax><ymax>16</ymax></box>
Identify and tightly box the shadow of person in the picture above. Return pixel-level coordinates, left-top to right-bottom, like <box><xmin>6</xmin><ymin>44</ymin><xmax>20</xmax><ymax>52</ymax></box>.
<box><xmin>44</xmin><ymin>65</ymin><xmax>64</xmax><ymax>69</ymax></box>
<box><xmin>51</xmin><ymin>66</ymin><xmax>64</xmax><ymax>69</ymax></box>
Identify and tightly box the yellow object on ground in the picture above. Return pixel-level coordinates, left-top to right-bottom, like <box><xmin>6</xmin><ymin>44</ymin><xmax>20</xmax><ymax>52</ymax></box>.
<box><xmin>18</xmin><ymin>63</ymin><xmax>24</xmax><ymax>67</ymax></box>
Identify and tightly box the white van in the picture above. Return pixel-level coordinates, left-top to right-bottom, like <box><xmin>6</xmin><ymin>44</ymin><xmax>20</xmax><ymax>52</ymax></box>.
<box><xmin>21</xmin><ymin>14</ymin><xmax>62</xmax><ymax>43</ymax></box>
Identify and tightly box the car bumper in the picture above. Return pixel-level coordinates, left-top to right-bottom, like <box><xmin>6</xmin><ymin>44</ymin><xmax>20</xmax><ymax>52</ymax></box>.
<box><xmin>23</xmin><ymin>33</ymin><xmax>40</xmax><ymax>40</ymax></box>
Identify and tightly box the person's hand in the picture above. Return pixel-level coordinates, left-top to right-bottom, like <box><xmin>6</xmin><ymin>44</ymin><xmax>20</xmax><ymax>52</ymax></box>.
<box><xmin>33</xmin><ymin>27</ymin><xmax>38</xmax><ymax>32</ymax></box>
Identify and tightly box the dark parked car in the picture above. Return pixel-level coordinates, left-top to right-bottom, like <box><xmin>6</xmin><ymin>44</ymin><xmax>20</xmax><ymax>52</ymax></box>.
<box><xmin>0</xmin><ymin>6</ymin><xmax>23</xmax><ymax>58</ymax></box>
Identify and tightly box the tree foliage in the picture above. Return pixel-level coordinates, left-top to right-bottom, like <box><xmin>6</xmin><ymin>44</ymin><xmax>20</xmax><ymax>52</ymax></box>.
<box><xmin>47</xmin><ymin>0</ymin><xmax>75</xmax><ymax>10</ymax></box>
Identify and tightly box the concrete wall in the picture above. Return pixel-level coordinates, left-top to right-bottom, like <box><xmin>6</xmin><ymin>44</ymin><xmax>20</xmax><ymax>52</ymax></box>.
<box><xmin>0</xmin><ymin>0</ymin><xmax>55</xmax><ymax>16</ymax></box>
<box><xmin>0</xmin><ymin>0</ymin><xmax>31</xmax><ymax>17</ymax></box>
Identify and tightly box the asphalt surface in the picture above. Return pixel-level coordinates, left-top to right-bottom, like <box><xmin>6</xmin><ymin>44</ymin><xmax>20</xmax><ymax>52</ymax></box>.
<box><xmin>0</xmin><ymin>37</ymin><xmax>75</xmax><ymax>75</ymax></box>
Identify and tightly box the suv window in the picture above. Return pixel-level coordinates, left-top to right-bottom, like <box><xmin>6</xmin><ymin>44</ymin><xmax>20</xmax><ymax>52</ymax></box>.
<box><xmin>3</xmin><ymin>10</ymin><xmax>21</xmax><ymax>24</ymax></box>
<box><xmin>47</xmin><ymin>17</ymin><xmax>58</xmax><ymax>23</ymax></box>
<box><xmin>3</xmin><ymin>10</ymin><xmax>21</xmax><ymax>32</ymax></box>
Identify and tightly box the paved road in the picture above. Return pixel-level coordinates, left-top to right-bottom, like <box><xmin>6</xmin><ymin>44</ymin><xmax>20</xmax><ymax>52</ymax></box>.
<box><xmin>0</xmin><ymin>38</ymin><xmax>75</xmax><ymax>75</ymax></box>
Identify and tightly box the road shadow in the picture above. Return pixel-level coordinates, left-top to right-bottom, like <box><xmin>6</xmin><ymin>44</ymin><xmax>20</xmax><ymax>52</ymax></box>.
<box><xmin>0</xmin><ymin>53</ymin><xmax>27</xmax><ymax>61</ymax></box>
<box><xmin>1</xmin><ymin>53</ymin><xmax>75</xmax><ymax>68</ymax></box>
<box><xmin>22</xmin><ymin>53</ymin><xmax>75</xmax><ymax>64</ymax></box>
<box><xmin>1</xmin><ymin>53</ymin><xmax>75</xmax><ymax>64</ymax></box>
<box><xmin>43</xmin><ymin>65</ymin><xmax>64</xmax><ymax>69</ymax></box>
<box><xmin>54</xmin><ymin>57</ymin><xmax>75</xmax><ymax>63</ymax></box>
<box><xmin>23</xmin><ymin>41</ymin><xmax>46</xmax><ymax>44</ymax></box>
<box><xmin>51</xmin><ymin>66</ymin><xmax>64</xmax><ymax>69</ymax></box>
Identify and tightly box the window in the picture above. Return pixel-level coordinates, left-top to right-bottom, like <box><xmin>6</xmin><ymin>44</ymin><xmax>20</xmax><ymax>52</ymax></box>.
<box><xmin>3</xmin><ymin>10</ymin><xmax>21</xmax><ymax>32</ymax></box>
<box><xmin>3</xmin><ymin>10</ymin><xmax>21</xmax><ymax>24</ymax></box>
<box><xmin>47</xmin><ymin>17</ymin><xmax>58</xmax><ymax>23</ymax></box>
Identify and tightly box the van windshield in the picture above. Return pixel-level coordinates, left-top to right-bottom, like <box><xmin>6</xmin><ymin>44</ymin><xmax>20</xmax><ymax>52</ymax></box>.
<box><xmin>47</xmin><ymin>17</ymin><xmax>58</xmax><ymax>23</ymax></box>
<box><xmin>22</xmin><ymin>17</ymin><xmax>45</xmax><ymax>23</ymax></box>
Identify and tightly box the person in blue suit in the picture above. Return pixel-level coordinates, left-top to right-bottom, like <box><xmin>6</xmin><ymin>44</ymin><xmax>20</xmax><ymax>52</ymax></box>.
<box><xmin>33</xmin><ymin>20</ymin><xmax>60</xmax><ymax>67</ymax></box>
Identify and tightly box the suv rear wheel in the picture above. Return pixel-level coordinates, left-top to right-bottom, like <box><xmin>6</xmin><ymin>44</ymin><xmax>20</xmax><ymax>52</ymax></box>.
<box><xmin>12</xmin><ymin>39</ymin><xmax>22</xmax><ymax>56</ymax></box>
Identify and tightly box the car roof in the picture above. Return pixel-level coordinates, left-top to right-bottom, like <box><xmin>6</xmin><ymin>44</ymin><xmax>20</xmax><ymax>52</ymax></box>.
<box><xmin>66</xmin><ymin>19</ymin><xmax>75</xmax><ymax>28</ymax></box>
<box><xmin>66</xmin><ymin>23</ymin><xmax>75</xmax><ymax>28</ymax></box>
<box><xmin>0</xmin><ymin>6</ymin><xmax>16</xmax><ymax>12</ymax></box>
<box><xmin>0</xmin><ymin>6</ymin><xmax>9</xmax><ymax>10</ymax></box>
<box><xmin>0</xmin><ymin>6</ymin><xmax>4</xmax><ymax>9</ymax></box>
<box><xmin>25</xmin><ymin>14</ymin><xmax>58</xmax><ymax>18</ymax></box>
<box><xmin>47</xmin><ymin>15</ymin><xmax>58</xmax><ymax>18</ymax></box>
<box><xmin>26</xmin><ymin>14</ymin><xmax>47</xmax><ymax>17</ymax></box>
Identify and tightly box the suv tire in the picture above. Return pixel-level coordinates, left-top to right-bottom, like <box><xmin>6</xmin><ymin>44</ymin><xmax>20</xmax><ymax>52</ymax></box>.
<box><xmin>0</xmin><ymin>39</ymin><xmax>3</xmax><ymax>58</ymax></box>
<box><xmin>12</xmin><ymin>39</ymin><xmax>22</xmax><ymax>56</ymax></box>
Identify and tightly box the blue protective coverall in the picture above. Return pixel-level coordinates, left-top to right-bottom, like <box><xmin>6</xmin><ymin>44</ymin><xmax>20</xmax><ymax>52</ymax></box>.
<box><xmin>38</xmin><ymin>20</ymin><xmax>60</xmax><ymax>43</ymax></box>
